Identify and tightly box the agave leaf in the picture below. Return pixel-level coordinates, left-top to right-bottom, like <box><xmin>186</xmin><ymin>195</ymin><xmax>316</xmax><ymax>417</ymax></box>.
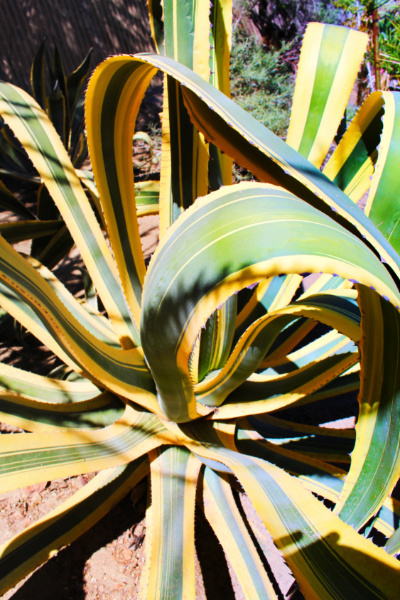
<box><xmin>0</xmin><ymin>178</ymin><xmax>35</xmax><ymax>218</ymax></box>
<box><xmin>237</xmin><ymin>425</ymin><xmax>400</xmax><ymax>543</ymax></box>
<box><xmin>208</xmin><ymin>0</ymin><xmax>233</xmax><ymax>187</ymax></box>
<box><xmin>196</xmin><ymin>312</ymin><xmax>297</xmax><ymax>407</ymax></box>
<box><xmin>159</xmin><ymin>75</ymin><xmax>209</xmax><ymax>233</ymax></box>
<box><xmin>246</xmin><ymin>415</ymin><xmax>354</xmax><ymax>464</ymax></box>
<box><xmin>51</xmin><ymin>46</ymin><xmax>69</xmax><ymax>143</ymax></box>
<box><xmin>214</xmin><ymin>353</ymin><xmax>357</xmax><ymax>420</ymax></box>
<box><xmin>336</xmin><ymin>285</ymin><xmax>400</xmax><ymax>529</ymax></box>
<box><xmin>16</xmin><ymin>253</ymin><xmax>119</xmax><ymax>347</ymax></box>
<box><xmin>286</xmin><ymin>23</ymin><xmax>368</xmax><ymax>168</ymax></box>
<box><xmin>0</xmin><ymin>219</ymin><xmax>63</xmax><ymax>244</ymax></box>
<box><xmin>80</xmin><ymin>267</ymin><xmax>98</xmax><ymax>310</ymax></box>
<box><xmin>158</xmin><ymin>0</ymin><xmax>210</xmax><ymax>234</ymax></box>
<box><xmin>66</xmin><ymin>48</ymin><xmax>92</xmax><ymax>124</ymax></box>
<box><xmin>35</xmin><ymin>224</ymin><xmax>75</xmax><ymax>269</ymax></box>
<box><xmin>234</xmin><ymin>275</ymin><xmax>303</xmax><ymax>342</ymax></box>
<box><xmin>0</xmin><ymin>390</ymin><xmax>123</xmax><ymax>432</ymax></box>
<box><xmin>134</xmin><ymin>180</ymin><xmax>160</xmax><ymax>216</ymax></box>
<box><xmin>199</xmin><ymin>0</ymin><xmax>235</xmax><ymax>398</ymax></box>
<box><xmin>260</xmin><ymin>318</ymin><xmax>317</xmax><ymax>366</ymax></box>
<box><xmin>0</xmin><ymin>236</ymin><xmax>158</xmax><ymax>409</ymax></box>
<box><xmin>0</xmin><ymin>280</ymin><xmax>82</xmax><ymax>371</ymax></box>
<box><xmin>0</xmin><ymin>119</ymin><xmax>37</xmax><ymax>176</ymax></box>
<box><xmin>197</xmin><ymin>294</ymin><xmax>237</xmax><ymax>383</ymax></box>
<box><xmin>0</xmin><ymin>405</ymin><xmax>168</xmax><ymax>493</ymax></box>
<box><xmin>262</xmin><ymin>322</ymin><xmax>356</xmax><ymax>372</ymax></box>
<box><xmin>30</xmin><ymin>38</ymin><xmax>47</xmax><ymax>111</ymax></box>
<box><xmin>236</xmin><ymin>420</ymin><xmax>346</xmax><ymax>502</ymax></box>
<box><xmin>0</xmin><ymin>82</ymin><xmax>139</xmax><ymax>347</ymax></box>
<box><xmin>135</xmin><ymin>52</ymin><xmax>400</xmax><ymax>281</ymax></box>
<box><xmin>202</xmin><ymin>466</ymin><xmax>278</xmax><ymax>600</ymax></box>
<box><xmin>31</xmin><ymin>183</ymin><xmax>60</xmax><ymax>260</ymax></box>
<box><xmin>142</xmin><ymin>182</ymin><xmax>397</xmax><ymax>423</ymax></box>
<box><xmin>386</xmin><ymin>527</ymin><xmax>400</xmax><ymax>557</ymax></box>
<box><xmin>365</xmin><ymin>92</ymin><xmax>400</xmax><ymax>253</ymax></box>
<box><xmin>0</xmin><ymin>458</ymin><xmax>149</xmax><ymax>595</ymax></box>
<box><xmin>47</xmin><ymin>81</ymin><xmax>68</xmax><ymax>147</ymax></box>
<box><xmin>181</xmin><ymin>420</ymin><xmax>400</xmax><ymax>600</ymax></box>
<box><xmin>141</xmin><ymin>446</ymin><xmax>200</xmax><ymax>599</ymax></box>
<box><xmin>375</xmin><ymin>497</ymin><xmax>400</xmax><ymax>539</ymax></box>
<box><xmin>323</xmin><ymin>92</ymin><xmax>384</xmax><ymax>203</ymax></box>
<box><xmin>0</xmin><ymin>362</ymin><xmax>101</xmax><ymax>403</ymax></box>
<box><xmin>85</xmin><ymin>58</ymin><xmax>155</xmax><ymax>327</ymax></box>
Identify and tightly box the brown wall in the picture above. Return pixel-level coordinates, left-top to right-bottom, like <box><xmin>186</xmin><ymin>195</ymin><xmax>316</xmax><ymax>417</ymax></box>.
<box><xmin>0</xmin><ymin>0</ymin><xmax>155</xmax><ymax>90</ymax></box>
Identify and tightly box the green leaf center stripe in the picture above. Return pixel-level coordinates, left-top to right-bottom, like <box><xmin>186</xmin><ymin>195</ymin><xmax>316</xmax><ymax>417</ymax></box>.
<box><xmin>164</xmin><ymin>0</ymin><xmax>195</xmax><ymax>66</ymax></box>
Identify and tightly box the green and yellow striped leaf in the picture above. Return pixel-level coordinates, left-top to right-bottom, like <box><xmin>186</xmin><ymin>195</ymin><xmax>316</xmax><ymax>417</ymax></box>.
<box><xmin>180</xmin><ymin>420</ymin><xmax>400</xmax><ymax>600</ymax></box>
<box><xmin>286</xmin><ymin>23</ymin><xmax>368</xmax><ymax>168</ymax></box>
<box><xmin>365</xmin><ymin>92</ymin><xmax>400</xmax><ymax>254</ymax></box>
<box><xmin>0</xmin><ymin>235</ymin><xmax>159</xmax><ymax>412</ymax></box>
<box><xmin>0</xmin><ymin>363</ymin><xmax>101</xmax><ymax>403</ymax></box>
<box><xmin>202</xmin><ymin>466</ymin><xmax>278</xmax><ymax>599</ymax></box>
<box><xmin>134</xmin><ymin>52</ymin><xmax>400</xmax><ymax>283</ymax></box>
<box><xmin>0</xmin><ymin>405</ymin><xmax>169</xmax><ymax>493</ymax></box>
<box><xmin>0</xmin><ymin>82</ymin><xmax>139</xmax><ymax>347</ymax></box>
<box><xmin>0</xmin><ymin>390</ymin><xmax>123</xmax><ymax>432</ymax></box>
<box><xmin>0</xmin><ymin>219</ymin><xmax>63</xmax><ymax>244</ymax></box>
<box><xmin>140</xmin><ymin>446</ymin><xmax>201</xmax><ymax>600</ymax></box>
<box><xmin>85</xmin><ymin>58</ymin><xmax>156</xmax><ymax>329</ymax></box>
<box><xmin>336</xmin><ymin>285</ymin><xmax>400</xmax><ymax>529</ymax></box>
<box><xmin>142</xmin><ymin>182</ymin><xmax>398</xmax><ymax>422</ymax></box>
<box><xmin>323</xmin><ymin>92</ymin><xmax>383</xmax><ymax>203</ymax></box>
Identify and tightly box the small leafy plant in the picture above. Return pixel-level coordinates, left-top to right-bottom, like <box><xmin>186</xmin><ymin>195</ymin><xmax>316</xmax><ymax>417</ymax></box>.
<box><xmin>0</xmin><ymin>1</ymin><xmax>400</xmax><ymax>598</ymax></box>
<box><xmin>0</xmin><ymin>41</ymin><xmax>93</xmax><ymax>270</ymax></box>
<box><xmin>230</xmin><ymin>34</ymin><xmax>294</xmax><ymax>137</ymax></box>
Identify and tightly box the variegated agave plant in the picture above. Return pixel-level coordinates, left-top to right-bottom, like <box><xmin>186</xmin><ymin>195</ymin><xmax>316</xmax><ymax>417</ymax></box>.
<box><xmin>0</xmin><ymin>1</ymin><xmax>400</xmax><ymax>597</ymax></box>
